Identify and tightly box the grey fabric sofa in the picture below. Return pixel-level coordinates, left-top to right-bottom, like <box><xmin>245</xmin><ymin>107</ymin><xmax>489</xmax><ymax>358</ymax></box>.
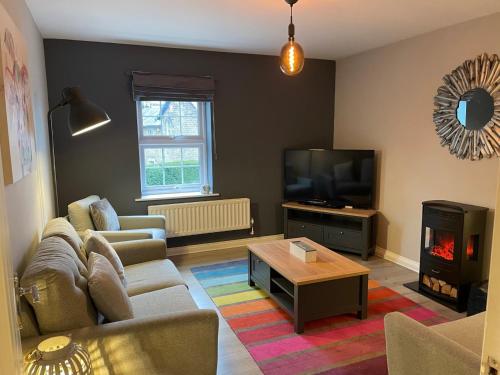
<box><xmin>67</xmin><ymin>195</ymin><xmax>167</xmax><ymax>242</ymax></box>
<box><xmin>20</xmin><ymin>218</ymin><xmax>218</xmax><ymax>375</ymax></box>
<box><xmin>384</xmin><ymin>311</ymin><xmax>484</xmax><ymax>375</ymax></box>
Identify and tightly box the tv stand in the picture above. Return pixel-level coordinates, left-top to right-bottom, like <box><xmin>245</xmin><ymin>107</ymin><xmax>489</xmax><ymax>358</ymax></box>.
<box><xmin>283</xmin><ymin>202</ymin><xmax>377</xmax><ymax>260</ymax></box>
<box><xmin>300</xmin><ymin>199</ymin><xmax>328</xmax><ymax>207</ymax></box>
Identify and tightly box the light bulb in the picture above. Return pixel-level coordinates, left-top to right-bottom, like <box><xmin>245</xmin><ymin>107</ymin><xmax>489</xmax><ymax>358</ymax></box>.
<box><xmin>280</xmin><ymin>39</ymin><xmax>304</xmax><ymax>76</ymax></box>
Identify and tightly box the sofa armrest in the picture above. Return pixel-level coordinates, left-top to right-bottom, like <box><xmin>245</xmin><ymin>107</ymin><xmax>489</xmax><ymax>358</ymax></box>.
<box><xmin>98</xmin><ymin>231</ymin><xmax>152</xmax><ymax>243</ymax></box>
<box><xmin>384</xmin><ymin>312</ymin><xmax>480</xmax><ymax>375</ymax></box>
<box><xmin>111</xmin><ymin>239</ymin><xmax>167</xmax><ymax>266</ymax></box>
<box><xmin>118</xmin><ymin>215</ymin><xmax>165</xmax><ymax>230</ymax></box>
<box><xmin>22</xmin><ymin>310</ymin><xmax>219</xmax><ymax>375</ymax></box>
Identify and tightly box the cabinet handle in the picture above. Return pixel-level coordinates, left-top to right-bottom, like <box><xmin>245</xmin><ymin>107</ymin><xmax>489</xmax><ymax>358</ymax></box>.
<box><xmin>431</xmin><ymin>269</ymin><xmax>441</xmax><ymax>274</ymax></box>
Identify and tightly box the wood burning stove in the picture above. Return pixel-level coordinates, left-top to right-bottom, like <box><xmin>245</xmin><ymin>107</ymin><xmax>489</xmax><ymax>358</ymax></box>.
<box><xmin>406</xmin><ymin>200</ymin><xmax>487</xmax><ymax>312</ymax></box>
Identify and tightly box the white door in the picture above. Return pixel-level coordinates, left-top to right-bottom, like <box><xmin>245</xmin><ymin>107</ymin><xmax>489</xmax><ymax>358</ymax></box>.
<box><xmin>0</xmin><ymin>152</ymin><xmax>22</xmax><ymax>373</ymax></box>
<box><xmin>481</xmin><ymin>166</ymin><xmax>500</xmax><ymax>374</ymax></box>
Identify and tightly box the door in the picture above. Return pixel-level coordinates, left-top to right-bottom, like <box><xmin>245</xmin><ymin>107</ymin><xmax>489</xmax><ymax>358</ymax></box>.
<box><xmin>0</xmin><ymin>153</ymin><xmax>22</xmax><ymax>374</ymax></box>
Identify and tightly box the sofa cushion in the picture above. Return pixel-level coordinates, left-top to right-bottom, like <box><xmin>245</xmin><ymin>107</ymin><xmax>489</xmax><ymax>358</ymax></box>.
<box><xmin>83</xmin><ymin>230</ymin><xmax>126</xmax><ymax>287</ymax></box>
<box><xmin>119</xmin><ymin>228</ymin><xmax>166</xmax><ymax>240</ymax></box>
<box><xmin>42</xmin><ymin>217</ymin><xmax>87</xmax><ymax>266</ymax></box>
<box><xmin>90</xmin><ymin>198</ymin><xmax>120</xmax><ymax>231</ymax></box>
<box><xmin>88</xmin><ymin>253</ymin><xmax>134</xmax><ymax>322</ymax></box>
<box><xmin>430</xmin><ymin>312</ymin><xmax>485</xmax><ymax>356</ymax></box>
<box><xmin>68</xmin><ymin>195</ymin><xmax>100</xmax><ymax>231</ymax></box>
<box><xmin>131</xmin><ymin>285</ymin><xmax>197</xmax><ymax>318</ymax></box>
<box><xmin>20</xmin><ymin>237</ymin><xmax>97</xmax><ymax>334</ymax></box>
<box><xmin>125</xmin><ymin>259</ymin><xmax>186</xmax><ymax>297</ymax></box>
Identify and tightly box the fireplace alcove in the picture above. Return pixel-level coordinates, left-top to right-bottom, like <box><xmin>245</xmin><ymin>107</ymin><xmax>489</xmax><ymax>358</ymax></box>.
<box><xmin>405</xmin><ymin>200</ymin><xmax>488</xmax><ymax>312</ymax></box>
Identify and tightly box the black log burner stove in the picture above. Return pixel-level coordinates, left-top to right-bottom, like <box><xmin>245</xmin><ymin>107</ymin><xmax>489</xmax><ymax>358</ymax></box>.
<box><xmin>405</xmin><ymin>200</ymin><xmax>487</xmax><ymax>312</ymax></box>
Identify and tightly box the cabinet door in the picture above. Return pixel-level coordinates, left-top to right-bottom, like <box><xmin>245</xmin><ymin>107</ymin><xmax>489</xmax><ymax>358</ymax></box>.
<box><xmin>250</xmin><ymin>253</ymin><xmax>270</xmax><ymax>290</ymax></box>
<box><xmin>324</xmin><ymin>227</ymin><xmax>363</xmax><ymax>250</ymax></box>
<box><xmin>287</xmin><ymin>220</ymin><xmax>323</xmax><ymax>243</ymax></box>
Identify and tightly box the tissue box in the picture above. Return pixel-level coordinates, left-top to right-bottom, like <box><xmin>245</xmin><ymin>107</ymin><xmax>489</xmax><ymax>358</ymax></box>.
<box><xmin>289</xmin><ymin>240</ymin><xmax>317</xmax><ymax>263</ymax></box>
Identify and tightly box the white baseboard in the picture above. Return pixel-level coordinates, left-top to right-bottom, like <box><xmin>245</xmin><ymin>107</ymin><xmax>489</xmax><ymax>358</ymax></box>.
<box><xmin>167</xmin><ymin>234</ymin><xmax>285</xmax><ymax>256</ymax></box>
<box><xmin>375</xmin><ymin>246</ymin><xmax>420</xmax><ymax>273</ymax></box>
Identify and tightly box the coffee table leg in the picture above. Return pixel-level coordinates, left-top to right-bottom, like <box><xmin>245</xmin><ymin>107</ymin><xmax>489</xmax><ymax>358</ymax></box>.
<box><xmin>247</xmin><ymin>250</ymin><xmax>255</xmax><ymax>287</ymax></box>
<box><xmin>294</xmin><ymin>285</ymin><xmax>304</xmax><ymax>333</ymax></box>
<box><xmin>357</xmin><ymin>274</ymin><xmax>368</xmax><ymax>319</ymax></box>
<box><xmin>294</xmin><ymin>318</ymin><xmax>304</xmax><ymax>334</ymax></box>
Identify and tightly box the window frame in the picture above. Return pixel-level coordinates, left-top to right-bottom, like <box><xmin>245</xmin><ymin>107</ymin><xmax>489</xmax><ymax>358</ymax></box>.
<box><xmin>137</xmin><ymin>101</ymin><xmax>212</xmax><ymax>196</ymax></box>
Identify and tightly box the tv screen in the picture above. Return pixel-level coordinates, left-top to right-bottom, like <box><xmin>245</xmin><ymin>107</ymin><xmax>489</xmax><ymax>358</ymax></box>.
<box><xmin>284</xmin><ymin>149</ymin><xmax>375</xmax><ymax>208</ymax></box>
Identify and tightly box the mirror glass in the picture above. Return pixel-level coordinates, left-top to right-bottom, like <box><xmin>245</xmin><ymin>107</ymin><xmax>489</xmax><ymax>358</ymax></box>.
<box><xmin>456</xmin><ymin>88</ymin><xmax>494</xmax><ymax>130</ymax></box>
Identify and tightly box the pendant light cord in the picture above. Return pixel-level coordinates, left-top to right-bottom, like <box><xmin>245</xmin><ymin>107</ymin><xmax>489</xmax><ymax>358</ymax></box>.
<box><xmin>288</xmin><ymin>4</ymin><xmax>295</xmax><ymax>39</ymax></box>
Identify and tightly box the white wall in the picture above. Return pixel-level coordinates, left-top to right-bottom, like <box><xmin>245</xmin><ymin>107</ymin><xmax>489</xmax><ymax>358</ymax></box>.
<box><xmin>334</xmin><ymin>13</ymin><xmax>500</xmax><ymax>273</ymax></box>
<box><xmin>0</xmin><ymin>0</ymin><xmax>53</xmax><ymax>272</ymax></box>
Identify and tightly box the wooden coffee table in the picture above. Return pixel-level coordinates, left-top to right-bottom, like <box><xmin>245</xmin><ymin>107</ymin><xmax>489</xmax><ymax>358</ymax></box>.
<box><xmin>248</xmin><ymin>237</ymin><xmax>370</xmax><ymax>333</ymax></box>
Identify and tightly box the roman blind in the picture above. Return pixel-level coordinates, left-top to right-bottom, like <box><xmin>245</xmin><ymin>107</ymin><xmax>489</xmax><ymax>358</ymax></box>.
<box><xmin>131</xmin><ymin>71</ymin><xmax>215</xmax><ymax>101</ymax></box>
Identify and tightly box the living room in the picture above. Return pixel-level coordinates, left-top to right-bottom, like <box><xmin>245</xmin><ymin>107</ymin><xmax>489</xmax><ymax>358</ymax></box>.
<box><xmin>0</xmin><ymin>0</ymin><xmax>499</xmax><ymax>374</ymax></box>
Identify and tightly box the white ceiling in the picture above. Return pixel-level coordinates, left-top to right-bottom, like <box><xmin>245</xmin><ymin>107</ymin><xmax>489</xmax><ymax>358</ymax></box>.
<box><xmin>26</xmin><ymin>0</ymin><xmax>500</xmax><ymax>60</ymax></box>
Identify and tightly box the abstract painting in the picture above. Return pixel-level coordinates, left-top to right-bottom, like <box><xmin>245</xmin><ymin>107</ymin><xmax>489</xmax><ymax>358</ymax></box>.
<box><xmin>0</xmin><ymin>4</ymin><xmax>35</xmax><ymax>185</ymax></box>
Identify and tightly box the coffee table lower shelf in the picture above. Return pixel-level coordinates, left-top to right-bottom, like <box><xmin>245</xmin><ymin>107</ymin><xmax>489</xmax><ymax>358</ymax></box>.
<box><xmin>248</xmin><ymin>250</ymin><xmax>368</xmax><ymax>334</ymax></box>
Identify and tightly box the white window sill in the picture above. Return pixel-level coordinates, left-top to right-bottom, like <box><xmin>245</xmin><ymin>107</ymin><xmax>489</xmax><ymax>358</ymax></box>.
<box><xmin>135</xmin><ymin>192</ymin><xmax>220</xmax><ymax>202</ymax></box>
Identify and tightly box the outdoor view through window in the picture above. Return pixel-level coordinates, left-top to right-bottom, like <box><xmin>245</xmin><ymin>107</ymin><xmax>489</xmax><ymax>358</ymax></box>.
<box><xmin>137</xmin><ymin>101</ymin><xmax>212</xmax><ymax>196</ymax></box>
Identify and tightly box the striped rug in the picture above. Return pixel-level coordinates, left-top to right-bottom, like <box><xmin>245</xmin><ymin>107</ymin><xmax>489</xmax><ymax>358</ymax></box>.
<box><xmin>191</xmin><ymin>259</ymin><xmax>448</xmax><ymax>375</ymax></box>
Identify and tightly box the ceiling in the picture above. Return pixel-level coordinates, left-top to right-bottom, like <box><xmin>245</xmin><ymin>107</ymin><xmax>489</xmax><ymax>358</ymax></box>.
<box><xmin>26</xmin><ymin>0</ymin><xmax>500</xmax><ymax>60</ymax></box>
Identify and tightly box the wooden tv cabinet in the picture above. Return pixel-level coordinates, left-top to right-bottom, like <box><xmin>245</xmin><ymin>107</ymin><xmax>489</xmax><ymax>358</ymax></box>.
<box><xmin>283</xmin><ymin>202</ymin><xmax>377</xmax><ymax>260</ymax></box>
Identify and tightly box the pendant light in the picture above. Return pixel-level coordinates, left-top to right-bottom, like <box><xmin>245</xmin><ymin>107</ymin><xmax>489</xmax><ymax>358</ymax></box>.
<box><xmin>280</xmin><ymin>0</ymin><xmax>304</xmax><ymax>76</ymax></box>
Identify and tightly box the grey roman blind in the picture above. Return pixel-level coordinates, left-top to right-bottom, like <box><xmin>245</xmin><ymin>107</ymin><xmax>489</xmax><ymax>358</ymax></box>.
<box><xmin>131</xmin><ymin>71</ymin><xmax>215</xmax><ymax>101</ymax></box>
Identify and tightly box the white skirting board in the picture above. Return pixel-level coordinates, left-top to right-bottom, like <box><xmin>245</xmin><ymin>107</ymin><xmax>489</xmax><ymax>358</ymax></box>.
<box><xmin>167</xmin><ymin>234</ymin><xmax>284</xmax><ymax>256</ymax></box>
<box><xmin>375</xmin><ymin>246</ymin><xmax>420</xmax><ymax>273</ymax></box>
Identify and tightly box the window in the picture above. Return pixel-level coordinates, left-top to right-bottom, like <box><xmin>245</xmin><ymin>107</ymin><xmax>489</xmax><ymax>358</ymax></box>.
<box><xmin>137</xmin><ymin>101</ymin><xmax>212</xmax><ymax>196</ymax></box>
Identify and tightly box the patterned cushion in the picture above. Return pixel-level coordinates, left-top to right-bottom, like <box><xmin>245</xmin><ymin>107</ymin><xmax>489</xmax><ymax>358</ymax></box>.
<box><xmin>42</xmin><ymin>218</ymin><xmax>87</xmax><ymax>266</ymax></box>
<box><xmin>21</xmin><ymin>237</ymin><xmax>97</xmax><ymax>334</ymax></box>
<box><xmin>88</xmin><ymin>252</ymin><xmax>134</xmax><ymax>322</ymax></box>
<box><xmin>68</xmin><ymin>195</ymin><xmax>101</xmax><ymax>231</ymax></box>
<box><xmin>90</xmin><ymin>198</ymin><xmax>120</xmax><ymax>231</ymax></box>
<box><xmin>83</xmin><ymin>230</ymin><xmax>127</xmax><ymax>287</ymax></box>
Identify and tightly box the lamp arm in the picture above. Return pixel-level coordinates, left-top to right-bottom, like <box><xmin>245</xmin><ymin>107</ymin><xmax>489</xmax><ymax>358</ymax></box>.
<box><xmin>47</xmin><ymin>102</ymin><xmax>66</xmax><ymax>217</ymax></box>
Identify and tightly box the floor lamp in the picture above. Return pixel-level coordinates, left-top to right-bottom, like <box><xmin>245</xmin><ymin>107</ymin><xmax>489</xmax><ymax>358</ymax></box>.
<box><xmin>48</xmin><ymin>87</ymin><xmax>111</xmax><ymax>216</ymax></box>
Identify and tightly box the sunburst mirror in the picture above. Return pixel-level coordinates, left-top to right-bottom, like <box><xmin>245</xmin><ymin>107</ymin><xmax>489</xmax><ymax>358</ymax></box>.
<box><xmin>433</xmin><ymin>53</ymin><xmax>500</xmax><ymax>160</ymax></box>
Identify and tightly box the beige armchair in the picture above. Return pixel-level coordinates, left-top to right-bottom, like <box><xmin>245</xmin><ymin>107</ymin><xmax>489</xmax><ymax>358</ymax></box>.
<box><xmin>384</xmin><ymin>311</ymin><xmax>484</xmax><ymax>375</ymax></box>
<box><xmin>67</xmin><ymin>195</ymin><xmax>166</xmax><ymax>242</ymax></box>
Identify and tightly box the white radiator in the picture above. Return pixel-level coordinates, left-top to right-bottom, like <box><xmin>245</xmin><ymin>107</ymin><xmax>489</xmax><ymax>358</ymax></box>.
<box><xmin>148</xmin><ymin>198</ymin><xmax>251</xmax><ymax>238</ymax></box>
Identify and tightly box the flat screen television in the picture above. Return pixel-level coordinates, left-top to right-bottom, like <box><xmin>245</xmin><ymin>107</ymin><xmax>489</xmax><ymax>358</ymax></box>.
<box><xmin>284</xmin><ymin>149</ymin><xmax>375</xmax><ymax>209</ymax></box>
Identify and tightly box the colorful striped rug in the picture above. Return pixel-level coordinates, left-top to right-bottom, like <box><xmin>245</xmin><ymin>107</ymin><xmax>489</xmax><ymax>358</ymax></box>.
<box><xmin>191</xmin><ymin>259</ymin><xmax>449</xmax><ymax>375</ymax></box>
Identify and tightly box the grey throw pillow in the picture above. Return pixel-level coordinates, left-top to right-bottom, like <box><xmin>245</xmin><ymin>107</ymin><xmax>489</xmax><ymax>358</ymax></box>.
<box><xmin>83</xmin><ymin>230</ymin><xmax>127</xmax><ymax>287</ymax></box>
<box><xmin>87</xmin><ymin>252</ymin><xmax>134</xmax><ymax>322</ymax></box>
<box><xmin>89</xmin><ymin>198</ymin><xmax>120</xmax><ymax>231</ymax></box>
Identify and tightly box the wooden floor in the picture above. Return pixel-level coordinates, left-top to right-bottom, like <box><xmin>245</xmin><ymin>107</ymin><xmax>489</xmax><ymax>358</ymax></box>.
<box><xmin>171</xmin><ymin>247</ymin><xmax>465</xmax><ymax>375</ymax></box>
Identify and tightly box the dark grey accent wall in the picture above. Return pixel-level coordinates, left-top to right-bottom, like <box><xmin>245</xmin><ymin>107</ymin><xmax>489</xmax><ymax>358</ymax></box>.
<box><xmin>44</xmin><ymin>39</ymin><xmax>335</xmax><ymax>246</ymax></box>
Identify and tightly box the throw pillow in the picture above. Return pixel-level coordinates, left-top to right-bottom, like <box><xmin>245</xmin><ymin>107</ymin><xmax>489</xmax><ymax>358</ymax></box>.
<box><xmin>87</xmin><ymin>252</ymin><xmax>134</xmax><ymax>322</ymax></box>
<box><xmin>89</xmin><ymin>198</ymin><xmax>120</xmax><ymax>231</ymax></box>
<box><xmin>42</xmin><ymin>217</ymin><xmax>88</xmax><ymax>266</ymax></box>
<box><xmin>83</xmin><ymin>230</ymin><xmax>126</xmax><ymax>287</ymax></box>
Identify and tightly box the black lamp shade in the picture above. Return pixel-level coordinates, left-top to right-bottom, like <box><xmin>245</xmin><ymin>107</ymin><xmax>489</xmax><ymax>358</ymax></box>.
<box><xmin>63</xmin><ymin>87</ymin><xmax>110</xmax><ymax>136</ymax></box>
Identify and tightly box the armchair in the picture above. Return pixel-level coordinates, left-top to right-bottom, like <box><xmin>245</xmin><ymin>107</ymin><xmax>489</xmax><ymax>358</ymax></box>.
<box><xmin>384</xmin><ymin>311</ymin><xmax>484</xmax><ymax>375</ymax></box>
<box><xmin>67</xmin><ymin>195</ymin><xmax>166</xmax><ymax>242</ymax></box>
